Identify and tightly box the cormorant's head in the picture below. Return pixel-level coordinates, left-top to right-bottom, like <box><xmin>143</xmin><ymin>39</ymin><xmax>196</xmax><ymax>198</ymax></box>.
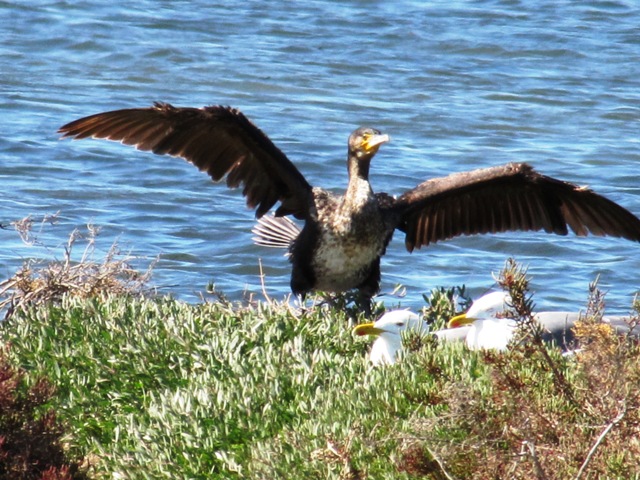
<box><xmin>348</xmin><ymin>127</ymin><xmax>390</xmax><ymax>160</ymax></box>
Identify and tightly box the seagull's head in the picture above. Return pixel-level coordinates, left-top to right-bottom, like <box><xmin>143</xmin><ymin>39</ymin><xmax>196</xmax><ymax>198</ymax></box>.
<box><xmin>448</xmin><ymin>291</ymin><xmax>512</xmax><ymax>328</ymax></box>
<box><xmin>354</xmin><ymin>310</ymin><xmax>426</xmax><ymax>365</ymax></box>
<box><xmin>448</xmin><ymin>291</ymin><xmax>516</xmax><ymax>351</ymax></box>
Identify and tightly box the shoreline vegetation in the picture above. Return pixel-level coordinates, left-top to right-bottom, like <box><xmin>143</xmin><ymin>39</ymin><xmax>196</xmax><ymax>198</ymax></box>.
<box><xmin>1</xmin><ymin>218</ymin><xmax>639</xmax><ymax>479</ymax></box>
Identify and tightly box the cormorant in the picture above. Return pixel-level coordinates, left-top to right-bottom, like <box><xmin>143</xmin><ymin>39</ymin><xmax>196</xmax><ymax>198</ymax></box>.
<box><xmin>59</xmin><ymin>102</ymin><xmax>640</xmax><ymax>311</ymax></box>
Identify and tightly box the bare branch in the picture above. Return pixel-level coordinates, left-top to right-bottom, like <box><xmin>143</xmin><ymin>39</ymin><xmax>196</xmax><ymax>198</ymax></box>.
<box><xmin>574</xmin><ymin>406</ymin><xmax>627</xmax><ymax>480</ymax></box>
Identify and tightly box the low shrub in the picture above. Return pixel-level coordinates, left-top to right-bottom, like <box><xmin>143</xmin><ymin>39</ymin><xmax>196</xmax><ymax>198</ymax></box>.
<box><xmin>0</xmin><ymin>351</ymin><xmax>87</xmax><ymax>480</ymax></box>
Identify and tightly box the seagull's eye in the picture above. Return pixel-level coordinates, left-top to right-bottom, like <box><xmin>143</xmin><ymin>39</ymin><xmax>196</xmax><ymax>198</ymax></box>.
<box><xmin>395</xmin><ymin>322</ymin><xmax>404</xmax><ymax>327</ymax></box>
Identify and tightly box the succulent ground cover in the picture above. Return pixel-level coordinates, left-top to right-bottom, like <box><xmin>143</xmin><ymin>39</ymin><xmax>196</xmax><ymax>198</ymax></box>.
<box><xmin>1</xmin><ymin>219</ymin><xmax>639</xmax><ymax>479</ymax></box>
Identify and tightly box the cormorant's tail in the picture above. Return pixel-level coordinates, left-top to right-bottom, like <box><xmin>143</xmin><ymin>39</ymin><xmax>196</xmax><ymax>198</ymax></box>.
<box><xmin>252</xmin><ymin>214</ymin><xmax>301</xmax><ymax>251</ymax></box>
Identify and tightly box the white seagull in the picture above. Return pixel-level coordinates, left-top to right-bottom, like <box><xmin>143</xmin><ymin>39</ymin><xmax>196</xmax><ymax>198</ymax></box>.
<box><xmin>445</xmin><ymin>291</ymin><xmax>638</xmax><ymax>351</ymax></box>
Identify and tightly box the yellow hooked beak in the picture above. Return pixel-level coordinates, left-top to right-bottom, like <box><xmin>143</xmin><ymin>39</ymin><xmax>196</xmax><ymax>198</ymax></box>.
<box><xmin>353</xmin><ymin>322</ymin><xmax>385</xmax><ymax>337</ymax></box>
<box><xmin>448</xmin><ymin>313</ymin><xmax>476</xmax><ymax>329</ymax></box>
<box><xmin>362</xmin><ymin>133</ymin><xmax>390</xmax><ymax>153</ymax></box>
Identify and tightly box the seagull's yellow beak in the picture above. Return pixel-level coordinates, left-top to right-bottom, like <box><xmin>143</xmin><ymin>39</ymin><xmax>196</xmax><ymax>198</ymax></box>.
<box><xmin>448</xmin><ymin>313</ymin><xmax>475</xmax><ymax>329</ymax></box>
<box><xmin>353</xmin><ymin>322</ymin><xmax>385</xmax><ymax>337</ymax></box>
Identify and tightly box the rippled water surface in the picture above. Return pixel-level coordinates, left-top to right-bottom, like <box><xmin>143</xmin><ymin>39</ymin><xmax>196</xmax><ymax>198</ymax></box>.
<box><xmin>2</xmin><ymin>1</ymin><xmax>640</xmax><ymax>312</ymax></box>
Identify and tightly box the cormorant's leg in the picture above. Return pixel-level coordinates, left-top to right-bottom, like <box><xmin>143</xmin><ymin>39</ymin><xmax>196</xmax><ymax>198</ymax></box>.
<box><xmin>293</xmin><ymin>292</ymin><xmax>310</xmax><ymax>315</ymax></box>
<box><xmin>355</xmin><ymin>259</ymin><xmax>381</xmax><ymax>317</ymax></box>
<box><xmin>355</xmin><ymin>292</ymin><xmax>373</xmax><ymax>317</ymax></box>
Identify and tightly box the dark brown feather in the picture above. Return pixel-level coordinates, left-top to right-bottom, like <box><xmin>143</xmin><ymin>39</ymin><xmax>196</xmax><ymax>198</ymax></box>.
<box><xmin>389</xmin><ymin>162</ymin><xmax>640</xmax><ymax>252</ymax></box>
<box><xmin>58</xmin><ymin>102</ymin><xmax>312</xmax><ymax>219</ymax></box>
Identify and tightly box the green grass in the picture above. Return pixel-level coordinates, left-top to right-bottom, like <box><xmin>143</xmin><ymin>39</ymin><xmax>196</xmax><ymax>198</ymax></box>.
<box><xmin>1</xmin><ymin>291</ymin><xmax>639</xmax><ymax>479</ymax></box>
<box><xmin>1</xmin><ymin>295</ymin><xmax>486</xmax><ymax>478</ymax></box>
<box><xmin>3</xmin><ymin>221</ymin><xmax>638</xmax><ymax>478</ymax></box>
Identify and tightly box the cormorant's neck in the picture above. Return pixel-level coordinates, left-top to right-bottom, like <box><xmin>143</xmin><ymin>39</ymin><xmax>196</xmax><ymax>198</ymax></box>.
<box><xmin>343</xmin><ymin>152</ymin><xmax>374</xmax><ymax>212</ymax></box>
<box><xmin>347</xmin><ymin>152</ymin><xmax>371</xmax><ymax>181</ymax></box>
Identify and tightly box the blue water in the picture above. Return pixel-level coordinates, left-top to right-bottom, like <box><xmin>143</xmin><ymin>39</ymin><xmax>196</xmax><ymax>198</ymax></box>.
<box><xmin>2</xmin><ymin>1</ymin><xmax>639</xmax><ymax>313</ymax></box>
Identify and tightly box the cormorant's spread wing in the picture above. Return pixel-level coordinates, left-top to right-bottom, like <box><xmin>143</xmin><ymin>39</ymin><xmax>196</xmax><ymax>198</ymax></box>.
<box><xmin>392</xmin><ymin>163</ymin><xmax>640</xmax><ymax>252</ymax></box>
<box><xmin>58</xmin><ymin>103</ymin><xmax>313</xmax><ymax>218</ymax></box>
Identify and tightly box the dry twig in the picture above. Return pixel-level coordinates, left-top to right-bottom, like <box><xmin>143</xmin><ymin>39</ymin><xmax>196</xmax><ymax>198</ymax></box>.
<box><xmin>1</xmin><ymin>217</ymin><xmax>154</xmax><ymax>319</ymax></box>
<box><xmin>574</xmin><ymin>406</ymin><xmax>627</xmax><ymax>480</ymax></box>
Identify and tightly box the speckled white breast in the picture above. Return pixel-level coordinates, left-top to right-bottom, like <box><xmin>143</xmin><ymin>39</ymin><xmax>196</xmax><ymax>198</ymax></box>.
<box><xmin>310</xmin><ymin>186</ymin><xmax>388</xmax><ymax>291</ymax></box>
